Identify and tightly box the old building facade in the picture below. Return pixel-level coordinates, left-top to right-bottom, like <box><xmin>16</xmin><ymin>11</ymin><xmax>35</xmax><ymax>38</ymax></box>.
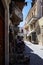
<box><xmin>9</xmin><ymin>0</ymin><xmax>26</xmax><ymax>65</ymax></box>
<box><xmin>0</xmin><ymin>0</ymin><xmax>26</xmax><ymax>65</ymax></box>
<box><xmin>24</xmin><ymin>0</ymin><xmax>43</xmax><ymax>45</ymax></box>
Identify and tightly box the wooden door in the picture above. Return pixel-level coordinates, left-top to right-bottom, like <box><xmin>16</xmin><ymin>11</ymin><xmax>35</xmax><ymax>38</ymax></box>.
<box><xmin>0</xmin><ymin>16</ymin><xmax>5</xmax><ymax>65</ymax></box>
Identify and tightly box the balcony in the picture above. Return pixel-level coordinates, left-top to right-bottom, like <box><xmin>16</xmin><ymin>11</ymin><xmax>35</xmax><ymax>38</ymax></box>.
<box><xmin>29</xmin><ymin>16</ymin><xmax>38</xmax><ymax>24</ymax></box>
<box><xmin>14</xmin><ymin>6</ymin><xmax>23</xmax><ymax>21</ymax></box>
<box><xmin>9</xmin><ymin>1</ymin><xmax>23</xmax><ymax>24</ymax></box>
<box><xmin>10</xmin><ymin>5</ymin><xmax>23</xmax><ymax>21</ymax></box>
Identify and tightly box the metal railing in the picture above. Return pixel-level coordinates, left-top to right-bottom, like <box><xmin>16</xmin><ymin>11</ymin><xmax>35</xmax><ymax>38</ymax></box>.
<box><xmin>10</xmin><ymin>1</ymin><xmax>23</xmax><ymax>20</ymax></box>
<box><xmin>28</xmin><ymin>15</ymin><xmax>38</xmax><ymax>24</ymax></box>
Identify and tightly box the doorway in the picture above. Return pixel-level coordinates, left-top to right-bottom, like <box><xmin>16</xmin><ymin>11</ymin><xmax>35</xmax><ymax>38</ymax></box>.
<box><xmin>29</xmin><ymin>36</ymin><xmax>31</xmax><ymax>42</ymax></box>
<box><xmin>32</xmin><ymin>32</ymin><xmax>37</xmax><ymax>44</ymax></box>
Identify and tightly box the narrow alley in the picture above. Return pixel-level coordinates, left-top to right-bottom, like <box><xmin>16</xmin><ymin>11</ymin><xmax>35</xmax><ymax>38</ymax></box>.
<box><xmin>0</xmin><ymin>0</ymin><xmax>43</xmax><ymax>65</ymax></box>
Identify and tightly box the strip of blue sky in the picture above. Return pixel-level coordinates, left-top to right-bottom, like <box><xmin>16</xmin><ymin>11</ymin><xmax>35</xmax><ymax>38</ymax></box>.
<box><xmin>19</xmin><ymin>0</ymin><xmax>32</xmax><ymax>27</ymax></box>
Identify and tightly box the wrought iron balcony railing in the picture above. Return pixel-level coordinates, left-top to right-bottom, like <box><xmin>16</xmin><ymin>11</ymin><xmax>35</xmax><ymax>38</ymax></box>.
<box><xmin>13</xmin><ymin>4</ymin><xmax>23</xmax><ymax>20</ymax></box>
<box><xmin>9</xmin><ymin>1</ymin><xmax>23</xmax><ymax>21</ymax></box>
<box><xmin>28</xmin><ymin>15</ymin><xmax>38</xmax><ymax>24</ymax></box>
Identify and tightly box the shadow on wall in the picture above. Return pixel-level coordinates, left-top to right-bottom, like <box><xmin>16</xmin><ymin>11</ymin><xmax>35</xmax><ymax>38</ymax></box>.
<box><xmin>24</xmin><ymin>44</ymin><xmax>43</xmax><ymax>65</ymax></box>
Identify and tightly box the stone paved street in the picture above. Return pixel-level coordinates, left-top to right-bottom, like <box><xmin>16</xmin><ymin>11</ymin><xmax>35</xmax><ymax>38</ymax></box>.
<box><xmin>24</xmin><ymin>41</ymin><xmax>43</xmax><ymax>65</ymax></box>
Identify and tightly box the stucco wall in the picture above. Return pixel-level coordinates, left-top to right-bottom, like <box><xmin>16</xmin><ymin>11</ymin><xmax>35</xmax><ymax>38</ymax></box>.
<box><xmin>36</xmin><ymin>17</ymin><xmax>43</xmax><ymax>45</ymax></box>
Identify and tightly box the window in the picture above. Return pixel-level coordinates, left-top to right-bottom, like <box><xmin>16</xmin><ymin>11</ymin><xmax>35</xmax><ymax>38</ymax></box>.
<box><xmin>32</xmin><ymin>12</ymin><xmax>33</xmax><ymax>16</ymax></box>
<box><xmin>32</xmin><ymin>32</ymin><xmax>36</xmax><ymax>41</ymax></box>
<box><xmin>30</xmin><ymin>24</ymin><xmax>33</xmax><ymax>30</ymax></box>
<box><xmin>42</xmin><ymin>7</ymin><xmax>43</xmax><ymax>16</ymax></box>
<box><xmin>34</xmin><ymin>22</ymin><xmax>36</xmax><ymax>28</ymax></box>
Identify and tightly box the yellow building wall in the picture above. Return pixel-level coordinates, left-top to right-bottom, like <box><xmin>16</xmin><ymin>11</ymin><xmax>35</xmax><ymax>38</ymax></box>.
<box><xmin>37</xmin><ymin>17</ymin><xmax>43</xmax><ymax>45</ymax></box>
<box><xmin>38</xmin><ymin>17</ymin><xmax>43</xmax><ymax>26</ymax></box>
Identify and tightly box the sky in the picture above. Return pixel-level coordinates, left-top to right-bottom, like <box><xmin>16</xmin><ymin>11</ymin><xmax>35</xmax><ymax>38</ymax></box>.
<box><xmin>19</xmin><ymin>0</ymin><xmax>32</xmax><ymax>27</ymax></box>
